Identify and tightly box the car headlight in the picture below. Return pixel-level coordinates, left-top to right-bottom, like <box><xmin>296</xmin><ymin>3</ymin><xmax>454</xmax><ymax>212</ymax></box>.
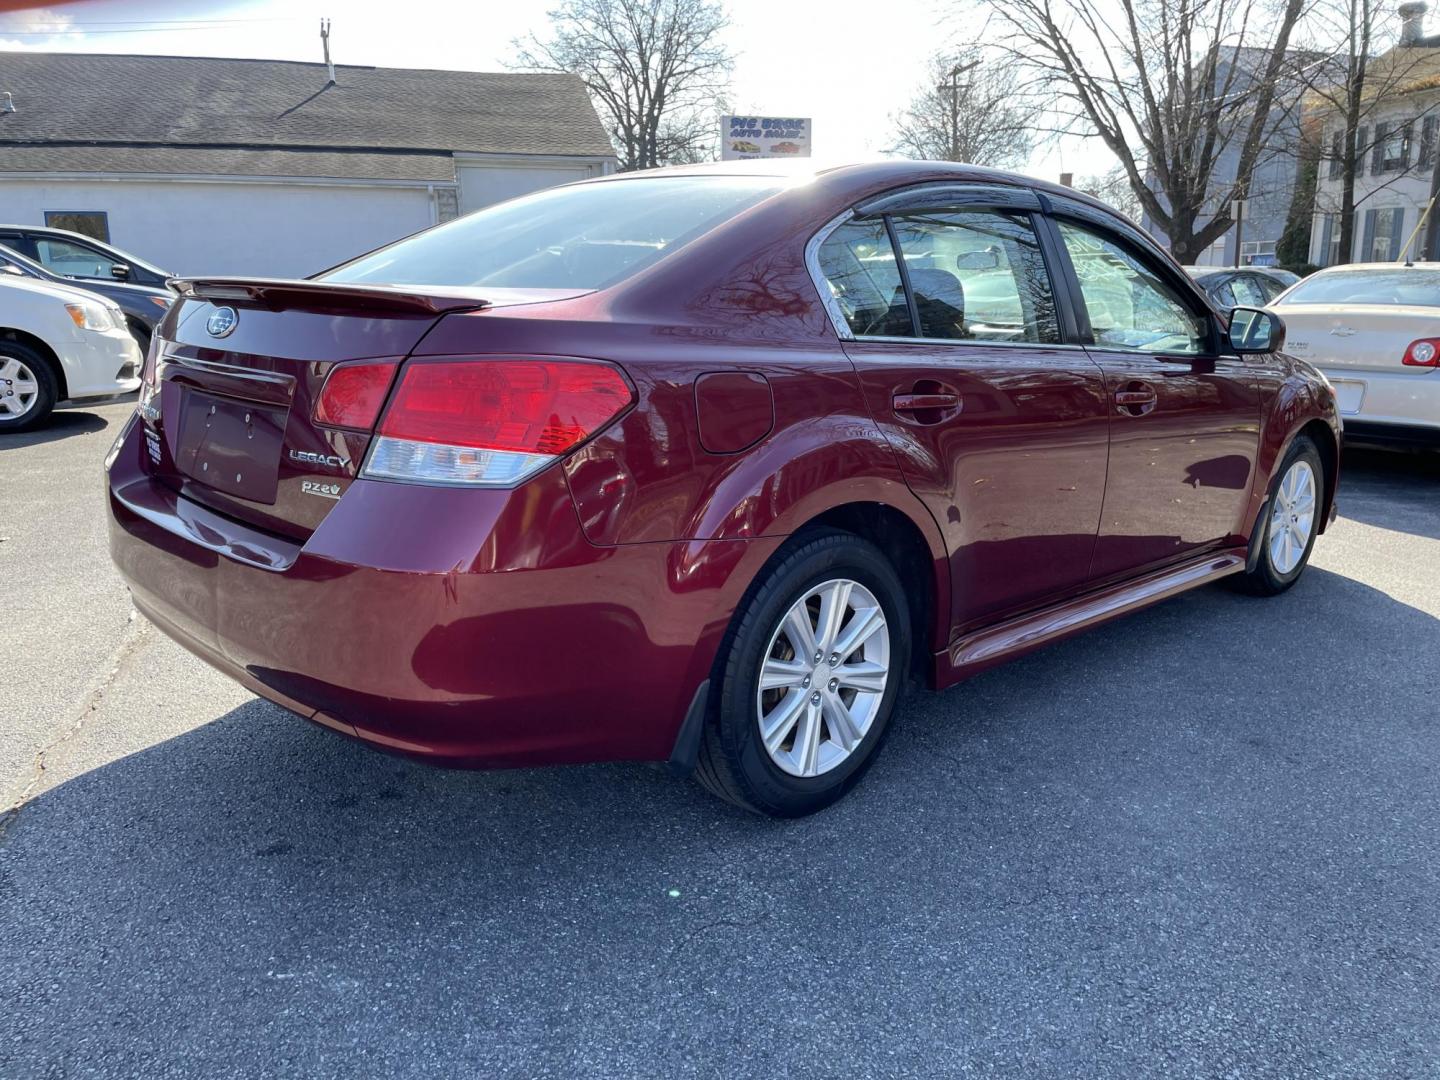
<box><xmin>64</xmin><ymin>300</ymin><xmax>115</xmax><ymax>331</ymax></box>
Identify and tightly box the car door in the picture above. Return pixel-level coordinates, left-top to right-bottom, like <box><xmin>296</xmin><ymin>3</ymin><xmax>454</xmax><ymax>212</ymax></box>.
<box><xmin>1047</xmin><ymin>210</ymin><xmax>1262</xmax><ymax>580</ymax></box>
<box><xmin>814</xmin><ymin>185</ymin><xmax>1111</xmax><ymax>633</ymax></box>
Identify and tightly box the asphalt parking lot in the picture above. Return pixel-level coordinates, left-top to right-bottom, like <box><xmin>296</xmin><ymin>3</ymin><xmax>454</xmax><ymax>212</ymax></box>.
<box><xmin>3</xmin><ymin>399</ymin><xmax>1439</xmax><ymax>1079</ymax></box>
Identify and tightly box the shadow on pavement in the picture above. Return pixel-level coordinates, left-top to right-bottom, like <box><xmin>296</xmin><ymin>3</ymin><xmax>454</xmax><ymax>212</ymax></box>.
<box><xmin>2</xmin><ymin>568</ymin><xmax>1438</xmax><ymax>1076</ymax></box>
<box><xmin>0</xmin><ymin>408</ymin><xmax>113</xmax><ymax>448</ymax></box>
<box><xmin>1337</xmin><ymin>444</ymin><xmax>1440</xmax><ymax>541</ymax></box>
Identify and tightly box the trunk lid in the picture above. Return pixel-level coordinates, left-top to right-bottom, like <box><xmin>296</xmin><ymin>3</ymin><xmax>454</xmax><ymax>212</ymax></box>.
<box><xmin>140</xmin><ymin>278</ymin><xmax>494</xmax><ymax>540</ymax></box>
<box><xmin>1275</xmin><ymin>303</ymin><xmax>1440</xmax><ymax>373</ymax></box>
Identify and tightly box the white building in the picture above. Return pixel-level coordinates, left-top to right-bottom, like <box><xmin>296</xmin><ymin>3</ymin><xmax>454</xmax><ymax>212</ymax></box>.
<box><xmin>1310</xmin><ymin>5</ymin><xmax>1440</xmax><ymax>264</ymax></box>
<box><xmin>0</xmin><ymin>52</ymin><xmax>616</xmax><ymax>277</ymax></box>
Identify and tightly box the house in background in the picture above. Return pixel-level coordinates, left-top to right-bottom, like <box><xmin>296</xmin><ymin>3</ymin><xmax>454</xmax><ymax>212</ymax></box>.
<box><xmin>0</xmin><ymin>52</ymin><xmax>616</xmax><ymax>276</ymax></box>
<box><xmin>1142</xmin><ymin>48</ymin><xmax>1312</xmax><ymax>268</ymax></box>
<box><xmin>1308</xmin><ymin>5</ymin><xmax>1440</xmax><ymax>265</ymax></box>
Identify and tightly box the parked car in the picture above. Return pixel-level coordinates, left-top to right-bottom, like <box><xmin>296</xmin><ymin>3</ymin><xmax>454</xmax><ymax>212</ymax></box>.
<box><xmin>0</xmin><ymin>224</ymin><xmax>172</xmax><ymax>289</ymax></box>
<box><xmin>0</xmin><ymin>243</ymin><xmax>172</xmax><ymax>349</ymax></box>
<box><xmin>1270</xmin><ymin>262</ymin><xmax>1440</xmax><ymax>445</ymax></box>
<box><xmin>1</xmin><ymin>271</ymin><xmax>141</xmax><ymax>432</ymax></box>
<box><xmin>1184</xmin><ymin>266</ymin><xmax>1299</xmax><ymax>309</ymax></box>
<box><xmin>105</xmin><ymin>161</ymin><xmax>1340</xmax><ymax>816</ymax></box>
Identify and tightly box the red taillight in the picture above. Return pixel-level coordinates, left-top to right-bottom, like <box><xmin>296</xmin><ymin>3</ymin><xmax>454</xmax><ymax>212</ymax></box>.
<box><xmin>314</xmin><ymin>361</ymin><xmax>396</xmax><ymax>430</ymax></box>
<box><xmin>1403</xmin><ymin>338</ymin><xmax>1440</xmax><ymax>367</ymax></box>
<box><xmin>363</xmin><ymin>358</ymin><xmax>632</xmax><ymax>487</ymax></box>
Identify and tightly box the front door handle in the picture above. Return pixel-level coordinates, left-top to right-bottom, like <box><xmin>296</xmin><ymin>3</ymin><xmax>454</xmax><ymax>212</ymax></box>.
<box><xmin>894</xmin><ymin>392</ymin><xmax>961</xmax><ymax>412</ymax></box>
<box><xmin>1114</xmin><ymin>383</ymin><xmax>1158</xmax><ymax>416</ymax></box>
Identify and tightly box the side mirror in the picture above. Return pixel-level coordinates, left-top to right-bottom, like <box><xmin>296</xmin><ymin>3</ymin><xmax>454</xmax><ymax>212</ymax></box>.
<box><xmin>110</xmin><ymin>263</ymin><xmax>131</xmax><ymax>281</ymax></box>
<box><xmin>0</xmin><ymin>264</ymin><xmax>23</xmax><ymax>276</ymax></box>
<box><xmin>1228</xmin><ymin>306</ymin><xmax>1285</xmax><ymax>354</ymax></box>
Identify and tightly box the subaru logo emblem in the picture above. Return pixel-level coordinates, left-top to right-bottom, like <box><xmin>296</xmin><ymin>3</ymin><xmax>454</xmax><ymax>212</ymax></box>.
<box><xmin>206</xmin><ymin>306</ymin><xmax>238</xmax><ymax>338</ymax></box>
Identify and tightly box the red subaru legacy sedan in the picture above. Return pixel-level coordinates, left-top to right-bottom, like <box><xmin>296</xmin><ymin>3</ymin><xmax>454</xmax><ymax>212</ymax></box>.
<box><xmin>106</xmin><ymin>161</ymin><xmax>1340</xmax><ymax>816</ymax></box>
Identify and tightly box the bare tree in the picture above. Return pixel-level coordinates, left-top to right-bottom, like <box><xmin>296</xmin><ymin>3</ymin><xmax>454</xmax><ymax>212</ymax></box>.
<box><xmin>891</xmin><ymin>50</ymin><xmax>1038</xmax><ymax>167</ymax></box>
<box><xmin>514</xmin><ymin>0</ymin><xmax>734</xmax><ymax>171</ymax></box>
<box><xmin>1076</xmin><ymin>164</ymin><xmax>1143</xmax><ymax>220</ymax></box>
<box><xmin>981</xmin><ymin>0</ymin><xmax>1309</xmax><ymax>262</ymax></box>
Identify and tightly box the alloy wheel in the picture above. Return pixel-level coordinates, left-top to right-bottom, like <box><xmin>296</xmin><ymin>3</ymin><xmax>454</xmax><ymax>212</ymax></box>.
<box><xmin>1268</xmin><ymin>458</ymin><xmax>1317</xmax><ymax>575</ymax></box>
<box><xmin>755</xmin><ymin>578</ymin><xmax>891</xmax><ymax>778</ymax></box>
<box><xmin>0</xmin><ymin>356</ymin><xmax>39</xmax><ymax>419</ymax></box>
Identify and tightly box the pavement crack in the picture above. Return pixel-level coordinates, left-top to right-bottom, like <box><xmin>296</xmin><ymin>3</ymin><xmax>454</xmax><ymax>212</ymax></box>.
<box><xmin>0</xmin><ymin>611</ymin><xmax>151</xmax><ymax>839</ymax></box>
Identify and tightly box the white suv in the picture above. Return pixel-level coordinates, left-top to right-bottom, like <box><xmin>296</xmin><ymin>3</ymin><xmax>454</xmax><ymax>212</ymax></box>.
<box><xmin>0</xmin><ymin>269</ymin><xmax>141</xmax><ymax>432</ymax></box>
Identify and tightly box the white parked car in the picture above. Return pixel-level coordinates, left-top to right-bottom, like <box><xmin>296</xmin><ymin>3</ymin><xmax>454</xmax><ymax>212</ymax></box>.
<box><xmin>1271</xmin><ymin>262</ymin><xmax>1440</xmax><ymax>445</ymax></box>
<box><xmin>0</xmin><ymin>269</ymin><xmax>141</xmax><ymax>432</ymax></box>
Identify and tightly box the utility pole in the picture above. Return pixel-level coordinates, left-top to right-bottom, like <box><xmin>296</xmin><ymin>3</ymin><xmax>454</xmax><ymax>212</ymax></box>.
<box><xmin>938</xmin><ymin>59</ymin><xmax>980</xmax><ymax>162</ymax></box>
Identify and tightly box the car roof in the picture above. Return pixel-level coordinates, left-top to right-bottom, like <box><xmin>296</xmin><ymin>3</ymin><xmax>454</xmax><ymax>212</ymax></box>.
<box><xmin>1310</xmin><ymin>261</ymin><xmax>1440</xmax><ymax>272</ymax></box>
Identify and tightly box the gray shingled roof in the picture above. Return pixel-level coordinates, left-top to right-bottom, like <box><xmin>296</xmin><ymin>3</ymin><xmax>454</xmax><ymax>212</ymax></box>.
<box><xmin>0</xmin><ymin>52</ymin><xmax>615</xmax><ymax>178</ymax></box>
<box><xmin>0</xmin><ymin>144</ymin><xmax>457</xmax><ymax>181</ymax></box>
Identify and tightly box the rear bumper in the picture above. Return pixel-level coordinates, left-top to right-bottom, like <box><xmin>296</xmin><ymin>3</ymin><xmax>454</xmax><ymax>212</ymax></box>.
<box><xmin>106</xmin><ymin>416</ymin><xmax>775</xmax><ymax>767</ymax></box>
<box><xmin>1320</xmin><ymin>365</ymin><xmax>1440</xmax><ymax>433</ymax></box>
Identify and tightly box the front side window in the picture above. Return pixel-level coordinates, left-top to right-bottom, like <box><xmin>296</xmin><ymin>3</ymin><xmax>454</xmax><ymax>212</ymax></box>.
<box><xmin>816</xmin><ymin>206</ymin><xmax>1060</xmax><ymax>344</ymax></box>
<box><xmin>324</xmin><ymin>176</ymin><xmax>783</xmax><ymax>291</ymax></box>
<box><xmin>1058</xmin><ymin>221</ymin><xmax>1209</xmax><ymax>355</ymax></box>
<box><xmin>33</xmin><ymin>237</ymin><xmax>121</xmax><ymax>278</ymax></box>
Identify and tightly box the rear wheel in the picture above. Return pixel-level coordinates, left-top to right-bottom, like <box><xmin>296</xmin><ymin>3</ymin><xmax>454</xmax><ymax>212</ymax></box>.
<box><xmin>694</xmin><ymin>532</ymin><xmax>909</xmax><ymax>817</ymax></box>
<box><xmin>0</xmin><ymin>343</ymin><xmax>57</xmax><ymax>433</ymax></box>
<box><xmin>1236</xmin><ymin>435</ymin><xmax>1323</xmax><ymax>595</ymax></box>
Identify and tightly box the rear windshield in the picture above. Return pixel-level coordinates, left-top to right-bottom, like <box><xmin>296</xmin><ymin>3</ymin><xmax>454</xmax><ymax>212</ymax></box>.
<box><xmin>321</xmin><ymin>176</ymin><xmax>784</xmax><ymax>291</ymax></box>
<box><xmin>1281</xmin><ymin>269</ymin><xmax>1440</xmax><ymax>307</ymax></box>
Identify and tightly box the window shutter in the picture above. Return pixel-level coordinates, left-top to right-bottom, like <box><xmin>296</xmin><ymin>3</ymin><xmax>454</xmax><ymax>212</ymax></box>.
<box><xmin>1372</xmin><ymin>123</ymin><xmax>1387</xmax><ymax>172</ymax></box>
<box><xmin>1319</xmin><ymin>214</ymin><xmax>1334</xmax><ymax>266</ymax></box>
<box><xmin>1423</xmin><ymin>117</ymin><xmax>1437</xmax><ymax>168</ymax></box>
<box><xmin>1357</xmin><ymin>126</ymin><xmax>1369</xmax><ymax>176</ymax></box>
<box><xmin>1361</xmin><ymin>208</ymin><xmax>1378</xmax><ymax>260</ymax></box>
<box><xmin>1401</xmin><ymin>122</ymin><xmax>1414</xmax><ymax>169</ymax></box>
<box><xmin>1390</xmin><ymin>209</ymin><xmax>1406</xmax><ymax>260</ymax></box>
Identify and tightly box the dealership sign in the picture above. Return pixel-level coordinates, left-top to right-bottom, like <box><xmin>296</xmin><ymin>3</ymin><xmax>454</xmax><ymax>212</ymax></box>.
<box><xmin>720</xmin><ymin>116</ymin><xmax>811</xmax><ymax>160</ymax></box>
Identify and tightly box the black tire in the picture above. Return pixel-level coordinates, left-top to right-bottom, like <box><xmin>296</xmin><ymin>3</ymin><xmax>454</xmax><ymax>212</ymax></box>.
<box><xmin>1234</xmin><ymin>434</ymin><xmax>1324</xmax><ymax>596</ymax></box>
<box><xmin>0</xmin><ymin>341</ymin><xmax>59</xmax><ymax>434</ymax></box>
<box><xmin>694</xmin><ymin>530</ymin><xmax>910</xmax><ymax>817</ymax></box>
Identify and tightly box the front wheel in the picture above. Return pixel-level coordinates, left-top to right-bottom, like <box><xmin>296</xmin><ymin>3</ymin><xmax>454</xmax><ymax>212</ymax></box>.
<box><xmin>0</xmin><ymin>343</ymin><xmax>58</xmax><ymax>433</ymax></box>
<box><xmin>694</xmin><ymin>532</ymin><xmax>910</xmax><ymax>817</ymax></box>
<box><xmin>1236</xmin><ymin>435</ymin><xmax>1323</xmax><ymax>595</ymax></box>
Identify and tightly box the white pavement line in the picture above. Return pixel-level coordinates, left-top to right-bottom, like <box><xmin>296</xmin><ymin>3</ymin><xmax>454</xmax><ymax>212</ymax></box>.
<box><xmin>0</xmin><ymin>609</ymin><xmax>152</xmax><ymax>835</ymax></box>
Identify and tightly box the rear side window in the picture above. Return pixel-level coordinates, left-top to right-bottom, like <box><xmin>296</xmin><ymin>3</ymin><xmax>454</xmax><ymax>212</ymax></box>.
<box><xmin>816</xmin><ymin>207</ymin><xmax>1060</xmax><ymax>343</ymax></box>
<box><xmin>323</xmin><ymin>177</ymin><xmax>783</xmax><ymax>291</ymax></box>
<box><xmin>1059</xmin><ymin>221</ymin><xmax>1209</xmax><ymax>354</ymax></box>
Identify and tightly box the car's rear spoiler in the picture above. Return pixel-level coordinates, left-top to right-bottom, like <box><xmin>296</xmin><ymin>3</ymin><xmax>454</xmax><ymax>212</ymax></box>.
<box><xmin>167</xmin><ymin>276</ymin><xmax>491</xmax><ymax>315</ymax></box>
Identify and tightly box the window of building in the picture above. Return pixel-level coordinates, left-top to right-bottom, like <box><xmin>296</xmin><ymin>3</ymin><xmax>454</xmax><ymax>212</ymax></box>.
<box><xmin>1371</xmin><ymin>121</ymin><xmax>1412</xmax><ymax>173</ymax></box>
<box><xmin>1319</xmin><ymin>213</ymin><xmax>1342</xmax><ymax>267</ymax></box>
<box><xmin>1240</xmin><ymin>240</ymin><xmax>1277</xmax><ymax>266</ymax></box>
<box><xmin>42</xmin><ymin>211</ymin><xmax>109</xmax><ymax>243</ymax></box>
<box><xmin>1421</xmin><ymin>115</ymin><xmax>1438</xmax><ymax>169</ymax></box>
<box><xmin>1368</xmin><ymin>207</ymin><xmax>1405</xmax><ymax>261</ymax></box>
<box><xmin>1329</xmin><ymin>130</ymin><xmax>1344</xmax><ymax>180</ymax></box>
